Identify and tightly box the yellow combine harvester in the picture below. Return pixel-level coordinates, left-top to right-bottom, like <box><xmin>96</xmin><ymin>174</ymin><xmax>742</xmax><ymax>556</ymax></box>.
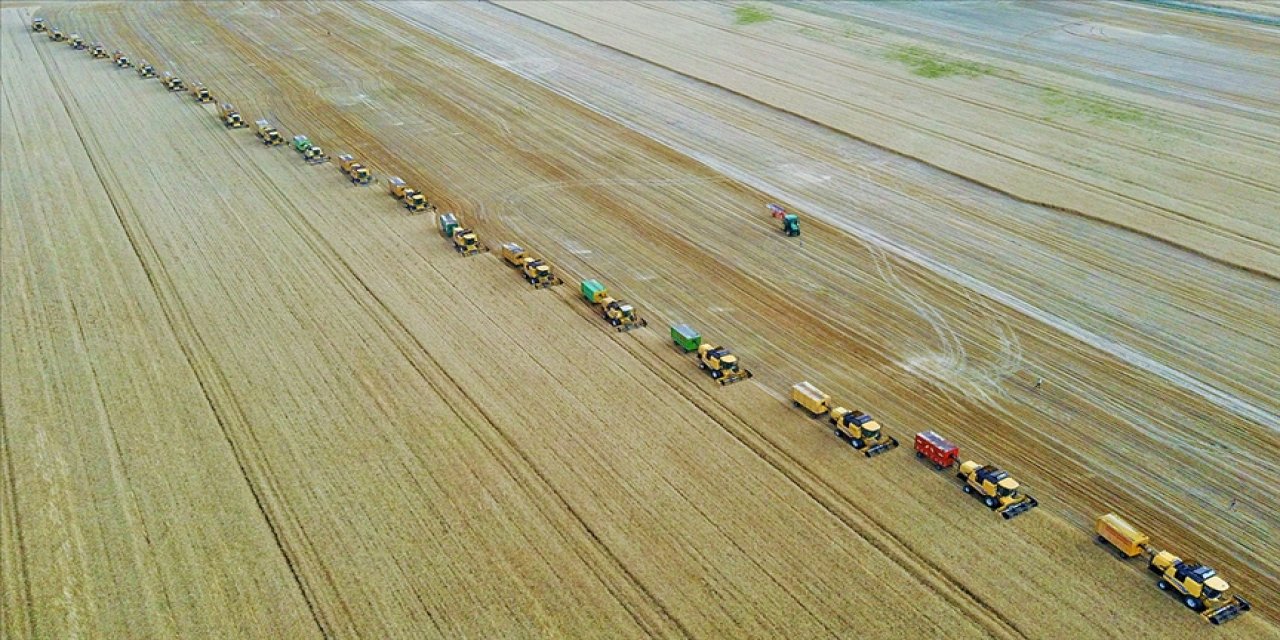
<box><xmin>218</xmin><ymin>103</ymin><xmax>245</xmax><ymax>128</ymax></box>
<box><xmin>161</xmin><ymin>71</ymin><xmax>184</xmax><ymax>92</ymax></box>
<box><xmin>88</xmin><ymin>42</ymin><xmax>107</xmax><ymax>58</ymax></box>
<box><xmin>337</xmin><ymin>154</ymin><xmax>372</xmax><ymax>185</ymax></box>
<box><xmin>31</xmin><ymin>17</ymin><xmax>46</xmax><ymax>32</ymax></box>
<box><xmin>438</xmin><ymin>213</ymin><xmax>486</xmax><ymax>256</ymax></box>
<box><xmin>956</xmin><ymin>461</ymin><xmax>1038</xmax><ymax>519</ymax></box>
<box><xmin>580</xmin><ymin>280</ymin><xmax>646</xmax><ymax>332</ymax></box>
<box><xmin>255</xmin><ymin>120</ymin><xmax>283</xmax><ymax>145</ymax></box>
<box><xmin>387</xmin><ymin>177</ymin><xmax>428</xmax><ymax>211</ymax></box>
<box><xmin>136</xmin><ymin>61</ymin><xmax>155</xmax><ymax>78</ymax></box>
<box><xmin>189</xmin><ymin>83</ymin><xmax>213</xmax><ymax>103</ymax></box>
<box><xmin>67</xmin><ymin>33</ymin><xmax>85</xmax><ymax>50</ymax></box>
<box><xmin>501</xmin><ymin>243</ymin><xmax>560</xmax><ymax>288</ymax></box>
<box><xmin>112</xmin><ymin>51</ymin><xmax>131</xmax><ymax>68</ymax></box>
<box><xmin>830</xmin><ymin>408</ymin><xmax>898</xmax><ymax>457</ymax></box>
<box><xmin>1095</xmin><ymin>513</ymin><xmax>1250</xmax><ymax>625</ymax></box>
<box><xmin>48</xmin><ymin>28</ymin><xmax>65</xmax><ymax>42</ymax></box>
<box><xmin>697</xmin><ymin>343</ymin><xmax>752</xmax><ymax>385</ymax></box>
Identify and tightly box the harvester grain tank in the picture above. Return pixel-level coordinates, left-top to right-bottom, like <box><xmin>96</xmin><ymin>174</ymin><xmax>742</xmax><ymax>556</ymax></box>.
<box><xmin>791</xmin><ymin>381</ymin><xmax>830</xmax><ymax>417</ymax></box>
<box><xmin>32</xmin><ymin>17</ymin><xmax>46</xmax><ymax>32</ymax></box>
<box><xmin>136</xmin><ymin>60</ymin><xmax>155</xmax><ymax>77</ymax></box>
<box><xmin>697</xmin><ymin>343</ymin><xmax>752</xmax><ymax>384</ymax></box>
<box><xmin>830</xmin><ymin>408</ymin><xmax>898</xmax><ymax>456</ymax></box>
<box><xmin>291</xmin><ymin>135</ymin><xmax>328</xmax><ymax>163</ymax></box>
<box><xmin>670</xmin><ymin>324</ymin><xmax>701</xmax><ymax>353</ymax></box>
<box><xmin>68</xmin><ymin>33</ymin><xmax>85</xmax><ymax>49</ymax></box>
<box><xmin>190</xmin><ymin>83</ymin><xmax>213</xmax><ymax>103</ymax></box>
<box><xmin>337</xmin><ymin>154</ymin><xmax>372</xmax><ymax>185</ymax></box>
<box><xmin>956</xmin><ymin>461</ymin><xmax>1038</xmax><ymax>519</ymax></box>
<box><xmin>914</xmin><ymin>431</ymin><xmax>959</xmax><ymax>470</ymax></box>
<box><xmin>89</xmin><ymin>42</ymin><xmax>107</xmax><ymax>58</ymax></box>
<box><xmin>255</xmin><ymin>119</ymin><xmax>283</xmax><ymax>145</ymax></box>
<box><xmin>161</xmin><ymin>71</ymin><xmax>185</xmax><ymax>92</ymax></box>
<box><xmin>218</xmin><ymin>103</ymin><xmax>245</xmax><ymax>128</ymax></box>
<box><xmin>388</xmin><ymin>177</ymin><xmax>427</xmax><ymax>211</ymax></box>
<box><xmin>1094</xmin><ymin>513</ymin><xmax>1251</xmax><ymax>624</ymax></box>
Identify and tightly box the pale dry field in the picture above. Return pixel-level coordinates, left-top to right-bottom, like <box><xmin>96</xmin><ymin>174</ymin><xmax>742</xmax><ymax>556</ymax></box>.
<box><xmin>2</xmin><ymin>2</ymin><xmax>1278</xmax><ymax>638</ymax></box>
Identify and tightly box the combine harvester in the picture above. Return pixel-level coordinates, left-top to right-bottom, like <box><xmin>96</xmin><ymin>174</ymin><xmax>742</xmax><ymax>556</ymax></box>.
<box><xmin>112</xmin><ymin>50</ymin><xmax>131</xmax><ymax>68</ymax></box>
<box><xmin>955</xmin><ymin>460</ymin><xmax>1038</xmax><ymax>520</ymax></box>
<box><xmin>48</xmin><ymin>27</ymin><xmax>65</xmax><ymax>42</ymax></box>
<box><xmin>88</xmin><ymin>42</ymin><xmax>107</xmax><ymax>58</ymax></box>
<box><xmin>255</xmin><ymin>120</ymin><xmax>283</xmax><ymax>146</ymax></box>
<box><xmin>161</xmin><ymin>71</ymin><xmax>185</xmax><ymax>92</ymax></box>
<box><xmin>218</xmin><ymin>103</ymin><xmax>245</xmax><ymax>129</ymax></box>
<box><xmin>337</xmin><ymin>154</ymin><xmax>373</xmax><ymax>185</ymax></box>
<box><xmin>189</xmin><ymin>83</ymin><xmax>213</xmax><ymax>103</ymax></box>
<box><xmin>438</xmin><ymin>213</ymin><xmax>486</xmax><ymax>256</ymax></box>
<box><xmin>387</xmin><ymin>177</ymin><xmax>428</xmax><ymax>211</ymax></box>
<box><xmin>791</xmin><ymin>382</ymin><xmax>899</xmax><ymax>456</ymax></box>
<box><xmin>501</xmin><ymin>243</ymin><xmax>561</xmax><ymax>289</ymax></box>
<box><xmin>31</xmin><ymin>17</ymin><xmax>46</xmax><ymax>32</ymax></box>
<box><xmin>582</xmin><ymin>280</ymin><xmax>647</xmax><ymax>332</ymax></box>
<box><xmin>67</xmin><ymin>33</ymin><xmax>85</xmax><ymax>50</ymax></box>
<box><xmin>1095</xmin><ymin>513</ymin><xmax>1250</xmax><ymax>624</ymax></box>
<box><xmin>670</xmin><ymin>323</ymin><xmax>751</xmax><ymax>383</ymax></box>
<box><xmin>136</xmin><ymin>60</ymin><xmax>155</xmax><ymax>78</ymax></box>
<box><xmin>291</xmin><ymin>135</ymin><xmax>328</xmax><ymax>163</ymax></box>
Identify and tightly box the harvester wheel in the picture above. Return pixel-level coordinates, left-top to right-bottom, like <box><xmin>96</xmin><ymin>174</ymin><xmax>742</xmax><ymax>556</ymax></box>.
<box><xmin>963</xmin><ymin>485</ymin><xmax>973</xmax><ymax>494</ymax></box>
<box><xmin>850</xmin><ymin>439</ymin><xmax>863</xmax><ymax>449</ymax></box>
<box><xmin>915</xmin><ymin>451</ymin><xmax>923</xmax><ymax>458</ymax></box>
<box><xmin>1184</xmin><ymin>597</ymin><xmax>1205</xmax><ymax>612</ymax></box>
<box><xmin>984</xmin><ymin>497</ymin><xmax>997</xmax><ymax>509</ymax></box>
<box><xmin>1157</xmin><ymin>580</ymin><xmax>1170</xmax><ymax>591</ymax></box>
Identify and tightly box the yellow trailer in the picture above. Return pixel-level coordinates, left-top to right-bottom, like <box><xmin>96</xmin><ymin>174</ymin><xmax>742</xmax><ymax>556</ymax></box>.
<box><xmin>791</xmin><ymin>382</ymin><xmax>830</xmax><ymax>417</ymax></box>
<box><xmin>1095</xmin><ymin>513</ymin><xmax>1150</xmax><ymax>557</ymax></box>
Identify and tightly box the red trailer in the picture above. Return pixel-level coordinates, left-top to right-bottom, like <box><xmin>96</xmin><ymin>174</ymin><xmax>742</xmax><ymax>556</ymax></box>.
<box><xmin>914</xmin><ymin>431</ymin><xmax>959</xmax><ymax>470</ymax></box>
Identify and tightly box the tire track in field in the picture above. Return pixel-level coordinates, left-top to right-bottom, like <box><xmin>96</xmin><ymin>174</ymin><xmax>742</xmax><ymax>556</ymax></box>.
<box><xmin>30</xmin><ymin>30</ymin><xmax>333</xmax><ymax>639</ymax></box>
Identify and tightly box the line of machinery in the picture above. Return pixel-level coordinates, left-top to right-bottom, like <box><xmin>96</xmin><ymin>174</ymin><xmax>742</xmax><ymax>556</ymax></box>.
<box><xmin>48</xmin><ymin>18</ymin><xmax>1255</xmax><ymax>625</ymax></box>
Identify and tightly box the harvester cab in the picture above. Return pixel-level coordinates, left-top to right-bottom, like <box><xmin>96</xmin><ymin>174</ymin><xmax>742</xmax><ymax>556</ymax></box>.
<box><xmin>190</xmin><ymin>84</ymin><xmax>213</xmax><ymax>103</ymax></box>
<box><xmin>255</xmin><ymin>120</ymin><xmax>283</xmax><ymax>145</ymax></box>
<box><xmin>32</xmin><ymin>17</ymin><xmax>46</xmax><ymax>32</ymax></box>
<box><xmin>697</xmin><ymin>343</ymin><xmax>752</xmax><ymax>384</ymax></box>
<box><xmin>89</xmin><ymin>42</ymin><xmax>108</xmax><ymax>58</ymax></box>
<box><xmin>219</xmin><ymin>103</ymin><xmax>245</xmax><ymax>128</ymax></box>
<box><xmin>830</xmin><ymin>408</ymin><xmax>898</xmax><ymax>456</ymax></box>
<box><xmin>68</xmin><ymin>33</ymin><xmax>85</xmax><ymax>49</ymax></box>
<box><xmin>957</xmin><ymin>462</ymin><xmax>1038</xmax><ymax>519</ymax></box>
<box><xmin>1150</xmin><ymin>553</ymin><xmax>1251</xmax><ymax>624</ymax></box>
<box><xmin>162</xmin><ymin>72</ymin><xmax>185</xmax><ymax>92</ymax></box>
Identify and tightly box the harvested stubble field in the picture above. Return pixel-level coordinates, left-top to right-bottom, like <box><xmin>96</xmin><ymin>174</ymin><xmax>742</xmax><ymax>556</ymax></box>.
<box><xmin>2</xmin><ymin>1</ymin><xmax>1277</xmax><ymax>638</ymax></box>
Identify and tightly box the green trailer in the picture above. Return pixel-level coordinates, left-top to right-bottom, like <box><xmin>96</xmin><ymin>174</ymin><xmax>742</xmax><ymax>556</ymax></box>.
<box><xmin>581</xmin><ymin>279</ymin><xmax>608</xmax><ymax>304</ymax></box>
<box><xmin>670</xmin><ymin>324</ymin><xmax>701</xmax><ymax>352</ymax></box>
<box><xmin>291</xmin><ymin>135</ymin><xmax>313</xmax><ymax>153</ymax></box>
<box><xmin>439</xmin><ymin>213</ymin><xmax>459</xmax><ymax>238</ymax></box>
